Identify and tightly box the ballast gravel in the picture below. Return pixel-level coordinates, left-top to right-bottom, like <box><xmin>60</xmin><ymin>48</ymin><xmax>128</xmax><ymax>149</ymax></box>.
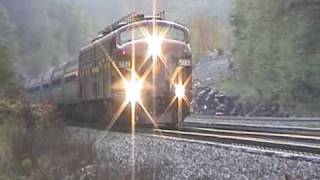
<box><xmin>71</xmin><ymin>128</ymin><xmax>320</xmax><ymax>180</ymax></box>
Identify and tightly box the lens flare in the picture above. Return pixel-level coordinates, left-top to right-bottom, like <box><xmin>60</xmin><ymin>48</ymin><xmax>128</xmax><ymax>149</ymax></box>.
<box><xmin>96</xmin><ymin>3</ymin><xmax>166</xmax><ymax>179</ymax></box>
<box><xmin>175</xmin><ymin>84</ymin><xmax>185</xmax><ymax>99</ymax></box>
<box><xmin>125</xmin><ymin>76</ymin><xmax>143</xmax><ymax>104</ymax></box>
<box><xmin>147</xmin><ymin>36</ymin><xmax>162</xmax><ymax>58</ymax></box>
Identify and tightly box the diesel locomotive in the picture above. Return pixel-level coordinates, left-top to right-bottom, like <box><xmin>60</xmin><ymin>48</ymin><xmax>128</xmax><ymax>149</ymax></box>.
<box><xmin>27</xmin><ymin>12</ymin><xmax>192</xmax><ymax>127</ymax></box>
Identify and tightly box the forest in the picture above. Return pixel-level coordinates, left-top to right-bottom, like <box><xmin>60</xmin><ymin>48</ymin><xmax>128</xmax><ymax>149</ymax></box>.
<box><xmin>0</xmin><ymin>0</ymin><xmax>319</xmax><ymax>114</ymax></box>
<box><xmin>225</xmin><ymin>0</ymin><xmax>320</xmax><ymax>116</ymax></box>
<box><xmin>0</xmin><ymin>0</ymin><xmax>319</xmax><ymax>179</ymax></box>
<box><xmin>0</xmin><ymin>0</ymin><xmax>95</xmax><ymax>79</ymax></box>
<box><xmin>0</xmin><ymin>0</ymin><xmax>232</xmax><ymax>80</ymax></box>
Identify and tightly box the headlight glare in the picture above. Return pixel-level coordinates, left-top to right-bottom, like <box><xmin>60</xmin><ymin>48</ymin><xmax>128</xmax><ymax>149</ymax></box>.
<box><xmin>125</xmin><ymin>79</ymin><xmax>142</xmax><ymax>104</ymax></box>
<box><xmin>147</xmin><ymin>36</ymin><xmax>162</xmax><ymax>57</ymax></box>
<box><xmin>175</xmin><ymin>84</ymin><xmax>185</xmax><ymax>99</ymax></box>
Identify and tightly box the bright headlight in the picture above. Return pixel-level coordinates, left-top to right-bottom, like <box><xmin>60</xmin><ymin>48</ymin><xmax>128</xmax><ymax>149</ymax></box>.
<box><xmin>175</xmin><ymin>84</ymin><xmax>185</xmax><ymax>99</ymax></box>
<box><xmin>125</xmin><ymin>79</ymin><xmax>142</xmax><ymax>104</ymax></box>
<box><xmin>147</xmin><ymin>36</ymin><xmax>162</xmax><ymax>57</ymax></box>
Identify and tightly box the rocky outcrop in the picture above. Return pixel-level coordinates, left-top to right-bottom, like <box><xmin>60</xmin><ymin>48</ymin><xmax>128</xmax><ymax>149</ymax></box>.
<box><xmin>192</xmin><ymin>53</ymin><xmax>291</xmax><ymax>117</ymax></box>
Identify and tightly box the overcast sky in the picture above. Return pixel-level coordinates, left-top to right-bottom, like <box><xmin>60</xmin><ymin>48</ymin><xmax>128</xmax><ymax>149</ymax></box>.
<box><xmin>69</xmin><ymin>0</ymin><xmax>233</xmax><ymax>29</ymax></box>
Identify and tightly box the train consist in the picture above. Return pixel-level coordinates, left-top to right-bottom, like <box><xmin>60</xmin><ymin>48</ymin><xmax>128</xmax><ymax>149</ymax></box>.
<box><xmin>26</xmin><ymin>12</ymin><xmax>192</xmax><ymax>127</ymax></box>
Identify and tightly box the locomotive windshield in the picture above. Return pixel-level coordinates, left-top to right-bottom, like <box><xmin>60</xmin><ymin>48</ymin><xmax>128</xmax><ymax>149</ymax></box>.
<box><xmin>119</xmin><ymin>25</ymin><xmax>148</xmax><ymax>44</ymax></box>
<box><xmin>119</xmin><ymin>24</ymin><xmax>187</xmax><ymax>45</ymax></box>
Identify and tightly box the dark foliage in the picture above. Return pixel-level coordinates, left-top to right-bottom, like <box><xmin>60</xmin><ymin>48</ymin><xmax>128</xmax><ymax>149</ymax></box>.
<box><xmin>224</xmin><ymin>0</ymin><xmax>320</xmax><ymax>116</ymax></box>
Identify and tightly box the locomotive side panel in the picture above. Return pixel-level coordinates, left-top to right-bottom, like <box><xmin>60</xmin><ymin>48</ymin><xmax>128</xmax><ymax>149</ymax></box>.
<box><xmin>96</xmin><ymin>37</ymin><xmax>114</xmax><ymax>100</ymax></box>
<box><xmin>79</xmin><ymin>34</ymin><xmax>114</xmax><ymax>102</ymax></box>
<box><xmin>94</xmin><ymin>38</ymin><xmax>113</xmax><ymax>99</ymax></box>
<box><xmin>79</xmin><ymin>46</ymin><xmax>94</xmax><ymax>101</ymax></box>
<box><xmin>77</xmin><ymin>33</ymin><xmax>116</xmax><ymax>122</ymax></box>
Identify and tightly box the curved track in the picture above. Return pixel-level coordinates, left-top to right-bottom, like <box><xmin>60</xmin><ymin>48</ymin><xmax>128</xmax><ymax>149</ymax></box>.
<box><xmin>153</xmin><ymin>122</ymin><xmax>320</xmax><ymax>156</ymax></box>
<box><xmin>65</xmin><ymin>115</ymin><xmax>320</xmax><ymax>156</ymax></box>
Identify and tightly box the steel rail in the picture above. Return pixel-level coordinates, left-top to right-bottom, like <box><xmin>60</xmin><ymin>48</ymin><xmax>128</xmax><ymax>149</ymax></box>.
<box><xmin>153</xmin><ymin>128</ymin><xmax>320</xmax><ymax>155</ymax></box>
<box><xmin>190</xmin><ymin>114</ymin><xmax>320</xmax><ymax>122</ymax></box>
<box><xmin>178</xmin><ymin>126</ymin><xmax>320</xmax><ymax>144</ymax></box>
<box><xmin>181</xmin><ymin>122</ymin><xmax>320</xmax><ymax>136</ymax></box>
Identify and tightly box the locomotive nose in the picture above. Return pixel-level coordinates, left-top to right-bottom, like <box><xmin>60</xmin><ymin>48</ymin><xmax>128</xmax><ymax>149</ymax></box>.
<box><xmin>117</xmin><ymin>39</ymin><xmax>191</xmax><ymax>123</ymax></box>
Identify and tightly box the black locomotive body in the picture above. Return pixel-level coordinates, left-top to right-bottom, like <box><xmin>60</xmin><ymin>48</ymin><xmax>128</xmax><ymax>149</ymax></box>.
<box><xmin>27</xmin><ymin>12</ymin><xmax>192</xmax><ymax>127</ymax></box>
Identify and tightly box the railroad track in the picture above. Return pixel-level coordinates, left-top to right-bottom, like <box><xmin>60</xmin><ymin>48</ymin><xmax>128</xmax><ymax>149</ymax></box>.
<box><xmin>191</xmin><ymin>115</ymin><xmax>320</xmax><ymax>122</ymax></box>
<box><xmin>153</xmin><ymin>124</ymin><xmax>320</xmax><ymax>156</ymax></box>
<box><xmin>181</xmin><ymin>122</ymin><xmax>320</xmax><ymax>136</ymax></box>
<box><xmin>65</xmin><ymin>115</ymin><xmax>320</xmax><ymax>156</ymax></box>
<box><xmin>186</xmin><ymin>115</ymin><xmax>320</xmax><ymax>129</ymax></box>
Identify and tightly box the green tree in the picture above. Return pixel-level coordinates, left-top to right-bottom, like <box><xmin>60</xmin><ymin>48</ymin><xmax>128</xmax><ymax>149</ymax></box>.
<box><xmin>1</xmin><ymin>0</ymin><xmax>95</xmax><ymax>76</ymax></box>
<box><xmin>188</xmin><ymin>15</ymin><xmax>225</xmax><ymax>62</ymax></box>
<box><xmin>224</xmin><ymin>0</ymin><xmax>320</xmax><ymax>116</ymax></box>
<box><xmin>0</xmin><ymin>5</ymin><xmax>17</xmax><ymax>87</ymax></box>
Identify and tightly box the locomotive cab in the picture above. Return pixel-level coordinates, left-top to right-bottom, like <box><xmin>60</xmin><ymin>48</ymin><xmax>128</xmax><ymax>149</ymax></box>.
<box><xmin>112</xmin><ymin>18</ymin><xmax>192</xmax><ymax>126</ymax></box>
<box><xmin>76</xmin><ymin>12</ymin><xmax>192</xmax><ymax>127</ymax></box>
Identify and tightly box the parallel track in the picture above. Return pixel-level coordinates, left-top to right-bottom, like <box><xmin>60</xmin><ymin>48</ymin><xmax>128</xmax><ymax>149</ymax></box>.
<box><xmin>181</xmin><ymin>122</ymin><xmax>320</xmax><ymax>136</ymax></box>
<box><xmin>65</xmin><ymin>115</ymin><xmax>320</xmax><ymax>156</ymax></box>
<box><xmin>190</xmin><ymin>115</ymin><xmax>320</xmax><ymax>122</ymax></box>
<box><xmin>153</xmin><ymin>124</ymin><xmax>320</xmax><ymax>156</ymax></box>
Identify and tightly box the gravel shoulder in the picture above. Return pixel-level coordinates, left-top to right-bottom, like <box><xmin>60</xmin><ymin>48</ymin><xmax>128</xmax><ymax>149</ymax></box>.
<box><xmin>69</xmin><ymin>127</ymin><xmax>320</xmax><ymax>180</ymax></box>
